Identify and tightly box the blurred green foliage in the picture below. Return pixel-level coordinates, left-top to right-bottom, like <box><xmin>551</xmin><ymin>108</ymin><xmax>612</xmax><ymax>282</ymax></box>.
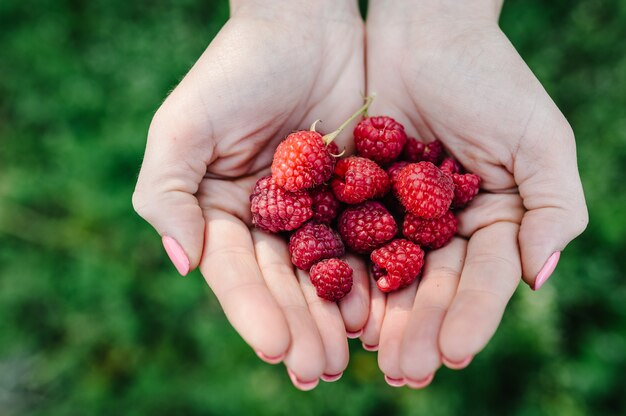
<box><xmin>1</xmin><ymin>0</ymin><xmax>625</xmax><ymax>414</ymax></box>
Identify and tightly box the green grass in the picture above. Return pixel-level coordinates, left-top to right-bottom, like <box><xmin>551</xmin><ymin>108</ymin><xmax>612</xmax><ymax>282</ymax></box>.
<box><xmin>1</xmin><ymin>0</ymin><xmax>625</xmax><ymax>414</ymax></box>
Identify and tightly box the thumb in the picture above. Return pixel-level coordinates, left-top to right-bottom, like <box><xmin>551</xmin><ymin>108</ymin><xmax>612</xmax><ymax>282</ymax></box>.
<box><xmin>133</xmin><ymin>99</ymin><xmax>214</xmax><ymax>276</ymax></box>
<box><xmin>516</xmin><ymin>118</ymin><xmax>588</xmax><ymax>290</ymax></box>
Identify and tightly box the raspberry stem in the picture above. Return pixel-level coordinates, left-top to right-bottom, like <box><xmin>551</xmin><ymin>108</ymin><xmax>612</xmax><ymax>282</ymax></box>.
<box><xmin>322</xmin><ymin>95</ymin><xmax>375</xmax><ymax>145</ymax></box>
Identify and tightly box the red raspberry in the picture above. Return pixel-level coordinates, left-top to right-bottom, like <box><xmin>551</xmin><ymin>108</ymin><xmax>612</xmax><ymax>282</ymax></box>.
<box><xmin>250</xmin><ymin>176</ymin><xmax>313</xmax><ymax>233</ymax></box>
<box><xmin>331</xmin><ymin>156</ymin><xmax>390</xmax><ymax>204</ymax></box>
<box><xmin>310</xmin><ymin>185</ymin><xmax>341</xmax><ymax>223</ymax></box>
<box><xmin>271</xmin><ymin>130</ymin><xmax>335</xmax><ymax>192</ymax></box>
<box><xmin>370</xmin><ymin>239</ymin><xmax>424</xmax><ymax>292</ymax></box>
<box><xmin>403</xmin><ymin>211</ymin><xmax>457</xmax><ymax>249</ymax></box>
<box><xmin>439</xmin><ymin>157</ymin><xmax>461</xmax><ymax>175</ymax></box>
<box><xmin>452</xmin><ymin>173</ymin><xmax>481</xmax><ymax>208</ymax></box>
<box><xmin>288</xmin><ymin>222</ymin><xmax>344</xmax><ymax>270</ymax></box>
<box><xmin>338</xmin><ymin>201</ymin><xmax>397</xmax><ymax>254</ymax></box>
<box><xmin>402</xmin><ymin>138</ymin><xmax>444</xmax><ymax>164</ymax></box>
<box><xmin>386</xmin><ymin>161</ymin><xmax>410</xmax><ymax>184</ymax></box>
<box><xmin>309</xmin><ymin>258</ymin><xmax>353</xmax><ymax>302</ymax></box>
<box><xmin>394</xmin><ymin>162</ymin><xmax>454</xmax><ymax>219</ymax></box>
<box><xmin>354</xmin><ymin>116</ymin><xmax>407</xmax><ymax>164</ymax></box>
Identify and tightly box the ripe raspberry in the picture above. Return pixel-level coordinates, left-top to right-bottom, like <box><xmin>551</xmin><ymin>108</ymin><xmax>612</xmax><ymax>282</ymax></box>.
<box><xmin>354</xmin><ymin>116</ymin><xmax>407</xmax><ymax>164</ymax></box>
<box><xmin>386</xmin><ymin>161</ymin><xmax>410</xmax><ymax>184</ymax></box>
<box><xmin>309</xmin><ymin>258</ymin><xmax>353</xmax><ymax>302</ymax></box>
<box><xmin>402</xmin><ymin>138</ymin><xmax>444</xmax><ymax>164</ymax></box>
<box><xmin>394</xmin><ymin>162</ymin><xmax>454</xmax><ymax>219</ymax></box>
<box><xmin>371</xmin><ymin>239</ymin><xmax>424</xmax><ymax>292</ymax></box>
<box><xmin>331</xmin><ymin>157</ymin><xmax>390</xmax><ymax>204</ymax></box>
<box><xmin>338</xmin><ymin>201</ymin><xmax>397</xmax><ymax>254</ymax></box>
<box><xmin>288</xmin><ymin>222</ymin><xmax>344</xmax><ymax>270</ymax></box>
<box><xmin>403</xmin><ymin>211</ymin><xmax>457</xmax><ymax>249</ymax></box>
<box><xmin>439</xmin><ymin>157</ymin><xmax>461</xmax><ymax>175</ymax></box>
<box><xmin>452</xmin><ymin>173</ymin><xmax>481</xmax><ymax>208</ymax></box>
<box><xmin>271</xmin><ymin>130</ymin><xmax>335</xmax><ymax>192</ymax></box>
<box><xmin>250</xmin><ymin>176</ymin><xmax>313</xmax><ymax>233</ymax></box>
<box><xmin>310</xmin><ymin>186</ymin><xmax>341</xmax><ymax>223</ymax></box>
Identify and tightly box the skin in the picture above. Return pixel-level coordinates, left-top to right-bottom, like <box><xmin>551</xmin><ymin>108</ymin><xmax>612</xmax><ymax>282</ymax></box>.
<box><xmin>132</xmin><ymin>1</ymin><xmax>368</xmax><ymax>389</ymax></box>
<box><xmin>365</xmin><ymin>0</ymin><xmax>588</xmax><ymax>386</ymax></box>
<box><xmin>133</xmin><ymin>0</ymin><xmax>588</xmax><ymax>389</ymax></box>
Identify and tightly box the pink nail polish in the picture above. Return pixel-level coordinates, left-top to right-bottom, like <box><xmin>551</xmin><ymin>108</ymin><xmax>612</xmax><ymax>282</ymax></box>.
<box><xmin>406</xmin><ymin>373</ymin><xmax>434</xmax><ymax>389</ymax></box>
<box><xmin>320</xmin><ymin>372</ymin><xmax>343</xmax><ymax>382</ymax></box>
<box><xmin>362</xmin><ymin>343</ymin><xmax>379</xmax><ymax>352</ymax></box>
<box><xmin>255</xmin><ymin>350</ymin><xmax>285</xmax><ymax>364</ymax></box>
<box><xmin>533</xmin><ymin>252</ymin><xmax>560</xmax><ymax>291</ymax></box>
<box><xmin>346</xmin><ymin>329</ymin><xmax>363</xmax><ymax>339</ymax></box>
<box><xmin>442</xmin><ymin>355</ymin><xmax>473</xmax><ymax>370</ymax></box>
<box><xmin>162</xmin><ymin>235</ymin><xmax>190</xmax><ymax>276</ymax></box>
<box><xmin>287</xmin><ymin>368</ymin><xmax>319</xmax><ymax>391</ymax></box>
<box><xmin>384</xmin><ymin>375</ymin><xmax>406</xmax><ymax>387</ymax></box>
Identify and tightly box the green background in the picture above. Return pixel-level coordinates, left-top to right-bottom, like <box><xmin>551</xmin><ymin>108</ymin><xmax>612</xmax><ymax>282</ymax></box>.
<box><xmin>1</xmin><ymin>0</ymin><xmax>625</xmax><ymax>414</ymax></box>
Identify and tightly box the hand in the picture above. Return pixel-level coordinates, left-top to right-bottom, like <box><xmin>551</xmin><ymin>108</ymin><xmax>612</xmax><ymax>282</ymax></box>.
<box><xmin>132</xmin><ymin>1</ymin><xmax>370</xmax><ymax>389</ymax></box>
<box><xmin>362</xmin><ymin>0</ymin><xmax>588</xmax><ymax>386</ymax></box>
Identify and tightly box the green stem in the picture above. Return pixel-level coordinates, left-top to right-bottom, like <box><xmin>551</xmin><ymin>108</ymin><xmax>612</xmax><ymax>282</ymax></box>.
<box><xmin>322</xmin><ymin>94</ymin><xmax>375</xmax><ymax>145</ymax></box>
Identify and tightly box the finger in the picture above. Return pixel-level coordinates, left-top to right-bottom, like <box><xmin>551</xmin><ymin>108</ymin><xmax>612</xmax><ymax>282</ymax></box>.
<box><xmin>516</xmin><ymin>120</ymin><xmax>588</xmax><ymax>289</ymax></box>
<box><xmin>455</xmin><ymin>193</ymin><xmax>524</xmax><ymax>238</ymax></box>
<box><xmin>377</xmin><ymin>281</ymin><xmax>418</xmax><ymax>386</ymax></box>
<box><xmin>338</xmin><ymin>254</ymin><xmax>370</xmax><ymax>336</ymax></box>
<box><xmin>252</xmin><ymin>230</ymin><xmax>325</xmax><ymax>389</ymax></box>
<box><xmin>360</xmin><ymin>269</ymin><xmax>387</xmax><ymax>351</ymax></box>
<box><xmin>296</xmin><ymin>269</ymin><xmax>349</xmax><ymax>381</ymax></box>
<box><xmin>400</xmin><ymin>238</ymin><xmax>466</xmax><ymax>383</ymax></box>
<box><xmin>439</xmin><ymin>222</ymin><xmax>521</xmax><ymax>365</ymax></box>
<box><xmin>132</xmin><ymin>98</ymin><xmax>214</xmax><ymax>275</ymax></box>
<box><xmin>199</xmin><ymin>210</ymin><xmax>290</xmax><ymax>361</ymax></box>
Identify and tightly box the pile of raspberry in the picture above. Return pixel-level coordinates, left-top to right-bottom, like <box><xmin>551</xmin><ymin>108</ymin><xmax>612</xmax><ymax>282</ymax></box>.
<box><xmin>250</xmin><ymin>99</ymin><xmax>481</xmax><ymax>302</ymax></box>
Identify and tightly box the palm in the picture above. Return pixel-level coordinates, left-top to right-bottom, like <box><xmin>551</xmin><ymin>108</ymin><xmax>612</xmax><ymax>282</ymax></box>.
<box><xmin>162</xmin><ymin>13</ymin><xmax>371</xmax><ymax>387</ymax></box>
<box><xmin>362</xmin><ymin>18</ymin><xmax>558</xmax><ymax>383</ymax></box>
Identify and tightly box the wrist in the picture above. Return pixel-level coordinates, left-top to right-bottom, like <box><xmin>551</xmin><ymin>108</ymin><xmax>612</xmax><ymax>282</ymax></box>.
<box><xmin>368</xmin><ymin>0</ymin><xmax>502</xmax><ymax>25</ymax></box>
<box><xmin>230</xmin><ymin>0</ymin><xmax>361</xmax><ymax>22</ymax></box>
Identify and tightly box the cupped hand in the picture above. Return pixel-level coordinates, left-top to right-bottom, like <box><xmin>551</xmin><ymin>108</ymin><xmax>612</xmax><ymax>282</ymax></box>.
<box><xmin>132</xmin><ymin>1</ymin><xmax>370</xmax><ymax>389</ymax></box>
<box><xmin>362</xmin><ymin>0</ymin><xmax>588</xmax><ymax>386</ymax></box>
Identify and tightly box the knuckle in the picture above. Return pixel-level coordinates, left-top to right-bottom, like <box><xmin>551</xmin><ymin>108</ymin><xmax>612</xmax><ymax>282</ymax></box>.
<box><xmin>131</xmin><ymin>188</ymin><xmax>153</xmax><ymax>220</ymax></box>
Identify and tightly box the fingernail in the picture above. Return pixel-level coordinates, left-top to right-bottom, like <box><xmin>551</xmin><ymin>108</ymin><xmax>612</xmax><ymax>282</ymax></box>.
<box><xmin>287</xmin><ymin>368</ymin><xmax>319</xmax><ymax>391</ymax></box>
<box><xmin>533</xmin><ymin>251</ymin><xmax>560</xmax><ymax>291</ymax></box>
<box><xmin>256</xmin><ymin>350</ymin><xmax>285</xmax><ymax>365</ymax></box>
<box><xmin>384</xmin><ymin>375</ymin><xmax>406</xmax><ymax>387</ymax></box>
<box><xmin>406</xmin><ymin>373</ymin><xmax>434</xmax><ymax>389</ymax></box>
<box><xmin>162</xmin><ymin>235</ymin><xmax>190</xmax><ymax>276</ymax></box>
<box><xmin>320</xmin><ymin>372</ymin><xmax>343</xmax><ymax>382</ymax></box>
<box><xmin>362</xmin><ymin>343</ymin><xmax>379</xmax><ymax>352</ymax></box>
<box><xmin>442</xmin><ymin>355</ymin><xmax>473</xmax><ymax>370</ymax></box>
<box><xmin>347</xmin><ymin>329</ymin><xmax>363</xmax><ymax>339</ymax></box>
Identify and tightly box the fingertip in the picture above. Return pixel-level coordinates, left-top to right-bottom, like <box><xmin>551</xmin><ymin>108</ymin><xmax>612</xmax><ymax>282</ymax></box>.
<box><xmin>531</xmin><ymin>251</ymin><xmax>561</xmax><ymax>291</ymax></box>
<box><xmin>162</xmin><ymin>235</ymin><xmax>190</xmax><ymax>276</ymax></box>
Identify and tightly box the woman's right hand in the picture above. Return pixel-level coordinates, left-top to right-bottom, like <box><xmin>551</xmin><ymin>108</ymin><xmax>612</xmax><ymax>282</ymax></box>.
<box><xmin>132</xmin><ymin>0</ymin><xmax>370</xmax><ymax>390</ymax></box>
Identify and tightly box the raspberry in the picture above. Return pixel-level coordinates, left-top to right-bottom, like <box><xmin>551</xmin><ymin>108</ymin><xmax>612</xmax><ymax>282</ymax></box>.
<box><xmin>271</xmin><ymin>130</ymin><xmax>335</xmax><ymax>192</ymax></box>
<box><xmin>338</xmin><ymin>201</ymin><xmax>397</xmax><ymax>254</ymax></box>
<box><xmin>403</xmin><ymin>211</ymin><xmax>457</xmax><ymax>249</ymax></box>
<box><xmin>386</xmin><ymin>161</ymin><xmax>410</xmax><ymax>184</ymax></box>
<box><xmin>452</xmin><ymin>173</ymin><xmax>481</xmax><ymax>208</ymax></box>
<box><xmin>370</xmin><ymin>239</ymin><xmax>424</xmax><ymax>292</ymax></box>
<box><xmin>439</xmin><ymin>157</ymin><xmax>461</xmax><ymax>175</ymax></box>
<box><xmin>309</xmin><ymin>258</ymin><xmax>353</xmax><ymax>302</ymax></box>
<box><xmin>354</xmin><ymin>116</ymin><xmax>407</xmax><ymax>164</ymax></box>
<box><xmin>271</xmin><ymin>97</ymin><xmax>374</xmax><ymax>192</ymax></box>
<box><xmin>288</xmin><ymin>222</ymin><xmax>344</xmax><ymax>270</ymax></box>
<box><xmin>250</xmin><ymin>176</ymin><xmax>313</xmax><ymax>233</ymax></box>
<box><xmin>394</xmin><ymin>162</ymin><xmax>454</xmax><ymax>219</ymax></box>
<box><xmin>402</xmin><ymin>138</ymin><xmax>444</xmax><ymax>164</ymax></box>
<box><xmin>331</xmin><ymin>156</ymin><xmax>390</xmax><ymax>204</ymax></box>
<box><xmin>310</xmin><ymin>185</ymin><xmax>341</xmax><ymax>223</ymax></box>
